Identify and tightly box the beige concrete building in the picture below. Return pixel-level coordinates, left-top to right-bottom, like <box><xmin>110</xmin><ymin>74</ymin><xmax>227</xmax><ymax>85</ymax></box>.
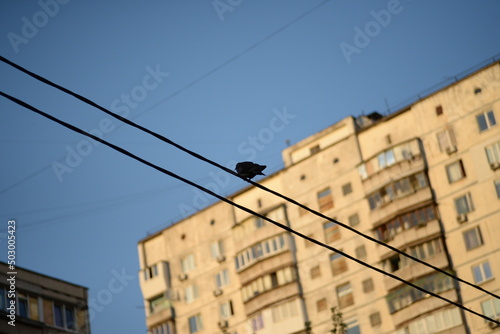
<box><xmin>0</xmin><ymin>261</ymin><xmax>91</xmax><ymax>334</ymax></box>
<box><xmin>138</xmin><ymin>59</ymin><xmax>500</xmax><ymax>334</ymax></box>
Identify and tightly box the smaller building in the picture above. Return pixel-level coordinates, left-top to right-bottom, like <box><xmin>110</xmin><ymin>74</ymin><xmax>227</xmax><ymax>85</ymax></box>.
<box><xmin>0</xmin><ymin>261</ymin><xmax>90</xmax><ymax>334</ymax></box>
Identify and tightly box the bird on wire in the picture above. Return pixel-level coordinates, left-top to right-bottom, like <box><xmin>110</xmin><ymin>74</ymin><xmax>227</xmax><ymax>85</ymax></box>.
<box><xmin>235</xmin><ymin>162</ymin><xmax>267</xmax><ymax>180</ymax></box>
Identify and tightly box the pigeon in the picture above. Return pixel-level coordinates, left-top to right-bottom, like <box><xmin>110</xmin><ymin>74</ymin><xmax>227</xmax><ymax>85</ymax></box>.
<box><xmin>235</xmin><ymin>161</ymin><xmax>267</xmax><ymax>180</ymax></box>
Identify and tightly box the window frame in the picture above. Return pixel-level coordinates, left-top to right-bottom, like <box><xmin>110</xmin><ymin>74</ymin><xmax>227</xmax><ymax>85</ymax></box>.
<box><xmin>477</xmin><ymin>110</ymin><xmax>497</xmax><ymax>132</ymax></box>
<box><xmin>463</xmin><ymin>226</ymin><xmax>484</xmax><ymax>251</ymax></box>
<box><xmin>472</xmin><ymin>261</ymin><xmax>493</xmax><ymax>284</ymax></box>
<box><xmin>446</xmin><ymin>160</ymin><xmax>466</xmax><ymax>183</ymax></box>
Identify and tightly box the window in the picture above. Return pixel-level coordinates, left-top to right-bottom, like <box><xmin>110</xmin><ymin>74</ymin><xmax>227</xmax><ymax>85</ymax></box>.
<box><xmin>397</xmin><ymin>308</ymin><xmax>462</xmax><ymax>334</ymax></box>
<box><xmin>54</xmin><ymin>303</ymin><xmax>64</xmax><ymax>327</ymax></box>
<box><xmin>375</xmin><ymin>205</ymin><xmax>436</xmax><ymax>241</ymax></box>
<box><xmin>330</xmin><ymin>252</ymin><xmax>348</xmax><ymax>275</ymax></box>
<box><xmin>150</xmin><ymin>295</ymin><xmax>170</xmax><ymax>314</ymax></box>
<box><xmin>144</xmin><ymin>264</ymin><xmax>159</xmax><ymax>281</ymax></box>
<box><xmin>251</xmin><ymin>313</ymin><xmax>264</xmax><ymax>331</ymax></box>
<box><xmin>317</xmin><ymin>187</ymin><xmax>334</xmax><ymax>211</ymax></box>
<box><xmin>436</xmin><ymin>128</ymin><xmax>457</xmax><ymax>152</ymax></box>
<box><xmin>210</xmin><ymin>240</ymin><xmax>225</xmax><ymax>259</ymax></box>
<box><xmin>436</xmin><ymin>105</ymin><xmax>443</xmax><ymax>116</ymax></box>
<box><xmin>472</xmin><ymin>262</ymin><xmax>493</xmax><ymax>284</ymax></box>
<box><xmin>185</xmin><ymin>285</ymin><xmax>199</xmax><ymax>303</ymax></box>
<box><xmin>337</xmin><ymin>283</ymin><xmax>354</xmax><ymax>308</ymax></box>
<box><xmin>181</xmin><ymin>254</ymin><xmax>196</xmax><ymax>273</ymax></box>
<box><xmin>345</xmin><ymin>319</ymin><xmax>361</xmax><ymax>334</ymax></box>
<box><xmin>43</xmin><ymin>300</ymin><xmax>54</xmax><ymax>326</ymax></box>
<box><xmin>463</xmin><ymin>227</ymin><xmax>483</xmax><ymax>250</ymax></box>
<box><xmin>241</xmin><ymin>267</ymin><xmax>296</xmax><ymax>302</ymax></box>
<box><xmin>304</xmin><ymin>234</ymin><xmax>314</xmax><ymax>248</ymax></box>
<box><xmin>348</xmin><ymin>213</ymin><xmax>359</xmax><ymax>227</ymax></box>
<box><xmin>477</xmin><ymin>110</ymin><xmax>497</xmax><ymax>132</ymax></box>
<box><xmin>362</xmin><ymin>278</ymin><xmax>374</xmax><ymax>293</ymax></box>
<box><xmin>387</xmin><ymin>272</ymin><xmax>453</xmax><ymax>313</ymax></box>
<box><xmin>355</xmin><ymin>245</ymin><xmax>366</xmax><ymax>259</ymax></box>
<box><xmin>18</xmin><ymin>293</ymin><xmax>28</xmax><ymax>317</ymax></box>
<box><xmin>446</xmin><ymin>160</ymin><xmax>466</xmax><ymax>183</ymax></box>
<box><xmin>342</xmin><ymin>183</ymin><xmax>353</xmax><ymax>196</ymax></box>
<box><xmin>481</xmin><ymin>298</ymin><xmax>500</xmax><ymax>319</ymax></box>
<box><xmin>0</xmin><ymin>288</ymin><xmax>5</xmax><ymax>311</ymax></box>
<box><xmin>272</xmin><ymin>300</ymin><xmax>298</xmax><ymax>322</ymax></box>
<box><xmin>324</xmin><ymin>222</ymin><xmax>340</xmax><ymax>243</ymax></box>
<box><xmin>215</xmin><ymin>269</ymin><xmax>230</xmax><ymax>288</ymax></box>
<box><xmin>310</xmin><ymin>265</ymin><xmax>321</xmax><ymax>279</ymax></box>
<box><xmin>220</xmin><ymin>300</ymin><xmax>234</xmax><ymax>319</ymax></box>
<box><xmin>495</xmin><ymin>180</ymin><xmax>500</xmax><ymax>199</ymax></box>
<box><xmin>486</xmin><ymin>141</ymin><xmax>500</xmax><ymax>166</ymax></box>
<box><xmin>454</xmin><ymin>192</ymin><xmax>474</xmax><ymax>215</ymax></box>
<box><xmin>368</xmin><ymin>172</ymin><xmax>428</xmax><ymax>210</ymax></box>
<box><xmin>188</xmin><ymin>314</ymin><xmax>203</xmax><ymax>333</ymax></box>
<box><xmin>235</xmin><ymin>234</ymin><xmax>288</xmax><ymax>270</ymax></box>
<box><xmin>369</xmin><ymin>312</ymin><xmax>381</xmax><ymax>326</ymax></box>
<box><xmin>151</xmin><ymin>323</ymin><xmax>172</xmax><ymax>334</ymax></box>
<box><xmin>65</xmin><ymin>307</ymin><xmax>75</xmax><ymax>330</ymax></box>
<box><xmin>316</xmin><ymin>298</ymin><xmax>327</xmax><ymax>312</ymax></box>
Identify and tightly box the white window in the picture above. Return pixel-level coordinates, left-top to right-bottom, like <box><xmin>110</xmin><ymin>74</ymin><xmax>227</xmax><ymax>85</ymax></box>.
<box><xmin>185</xmin><ymin>285</ymin><xmax>199</xmax><ymax>303</ymax></box>
<box><xmin>481</xmin><ymin>298</ymin><xmax>500</xmax><ymax>319</ymax></box>
<box><xmin>251</xmin><ymin>313</ymin><xmax>264</xmax><ymax>331</ymax></box>
<box><xmin>210</xmin><ymin>240</ymin><xmax>225</xmax><ymax>258</ymax></box>
<box><xmin>272</xmin><ymin>300</ymin><xmax>298</xmax><ymax>323</ymax></box>
<box><xmin>181</xmin><ymin>254</ymin><xmax>195</xmax><ymax>273</ymax></box>
<box><xmin>454</xmin><ymin>193</ymin><xmax>474</xmax><ymax>215</ymax></box>
<box><xmin>472</xmin><ymin>262</ymin><xmax>493</xmax><ymax>284</ymax></box>
<box><xmin>215</xmin><ymin>269</ymin><xmax>230</xmax><ymax>288</ymax></box>
<box><xmin>188</xmin><ymin>314</ymin><xmax>203</xmax><ymax>333</ymax></box>
<box><xmin>485</xmin><ymin>141</ymin><xmax>500</xmax><ymax>164</ymax></box>
<box><xmin>446</xmin><ymin>160</ymin><xmax>466</xmax><ymax>183</ymax></box>
<box><xmin>477</xmin><ymin>110</ymin><xmax>497</xmax><ymax>132</ymax></box>
<box><xmin>220</xmin><ymin>300</ymin><xmax>234</xmax><ymax>319</ymax></box>
<box><xmin>436</xmin><ymin>128</ymin><xmax>457</xmax><ymax>152</ymax></box>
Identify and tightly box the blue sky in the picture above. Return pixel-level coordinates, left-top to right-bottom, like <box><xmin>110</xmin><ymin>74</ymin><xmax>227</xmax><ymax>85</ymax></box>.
<box><xmin>0</xmin><ymin>1</ymin><xmax>499</xmax><ymax>333</ymax></box>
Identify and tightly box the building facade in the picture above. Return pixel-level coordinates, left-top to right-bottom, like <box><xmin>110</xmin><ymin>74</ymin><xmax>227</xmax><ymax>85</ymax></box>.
<box><xmin>0</xmin><ymin>261</ymin><xmax>91</xmax><ymax>334</ymax></box>
<box><xmin>138</xmin><ymin>59</ymin><xmax>500</xmax><ymax>334</ymax></box>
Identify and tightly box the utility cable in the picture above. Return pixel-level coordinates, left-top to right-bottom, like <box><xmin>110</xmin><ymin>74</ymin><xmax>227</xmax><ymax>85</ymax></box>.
<box><xmin>3</xmin><ymin>56</ymin><xmax>499</xmax><ymax>302</ymax></box>
<box><xmin>1</xmin><ymin>91</ymin><xmax>498</xmax><ymax>325</ymax></box>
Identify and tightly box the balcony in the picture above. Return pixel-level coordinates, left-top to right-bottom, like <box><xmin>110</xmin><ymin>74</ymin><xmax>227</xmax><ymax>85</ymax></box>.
<box><xmin>377</xmin><ymin>218</ymin><xmax>441</xmax><ymax>259</ymax></box>
<box><xmin>370</xmin><ymin>187</ymin><xmax>434</xmax><ymax>227</ymax></box>
<box><xmin>359</xmin><ymin>139</ymin><xmax>425</xmax><ymax>190</ymax></box>
<box><xmin>384</xmin><ymin>252</ymin><xmax>449</xmax><ymax>291</ymax></box>
<box><xmin>243</xmin><ymin>282</ymin><xmax>300</xmax><ymax>316</ymax></box>
<box><xmin>391</xmin><ymin>289</ymin><xmax>458</xmax><ymax>327</ymax></box>
<box><xmin>146</xmin><ymin>304</ymin><xmax>174</xmax><ymax>328</ymax></box>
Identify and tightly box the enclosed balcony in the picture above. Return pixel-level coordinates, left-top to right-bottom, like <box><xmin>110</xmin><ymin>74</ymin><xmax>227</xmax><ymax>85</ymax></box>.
<box><xmin>359</xmin><ymin>138</ymin><xmax>426</xmax><ymax>193</ymax></box>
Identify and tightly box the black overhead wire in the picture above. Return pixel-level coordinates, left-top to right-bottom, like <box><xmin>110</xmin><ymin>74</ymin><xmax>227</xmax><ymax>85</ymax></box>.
<box><xmin>2</xmin><ymin>56</ymin><xmax>499</xmax><ymax>303</ymax></box>
<box><xmin>1</xmin><ymin>91</ymin><xmax>498</xmax><ymax>325</ymax></box>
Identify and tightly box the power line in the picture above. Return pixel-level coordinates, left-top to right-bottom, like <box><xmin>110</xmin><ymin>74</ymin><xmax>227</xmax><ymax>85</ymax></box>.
<box><xmin>0</xmin><ymin>1</ymin><xmax>331</xmax><ymax>195</ymax></box>
<box><xmin>3</xmin><ymin>56</ymin><xmax>499</xmax><ymax>302</ymax></box>
<box><xmin>1</xmin><ymin>91</ymin><xmax>498</xmax><ymax>326</ymax></box>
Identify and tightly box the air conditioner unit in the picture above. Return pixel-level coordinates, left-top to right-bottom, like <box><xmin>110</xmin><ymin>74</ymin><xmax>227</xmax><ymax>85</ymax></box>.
<box><xmin>213</xmin><ymin>288</ymin><xmax>223</xmax><ymax>297</ymax></box>
<box><xmin>488</xmin><ymin>320</ymin><xmax>499</xmax><ymax>329</ymax></box>
<box><xmin>445</xmin><ymin>146</ymin><xmax>457</xmax><ymax>155</ymax></box>
<box><xmin>178</xmin><ymin>273</ymin><xmax>188</xmax><ymax>281</ymax></box>
<box><xmin>456</xmin><ymin>214</ymin><xmax>468</xmax><ymax>224</ymax></box>
<box><xmin>216</xmin><ymin>254</ymin><xmax>226</xmax><ymax>263</ymax></box>
<box><xmin>490</xmin><ymin>162</ymin><xmax>500</xmax><ymax>171</ymax></box>
<box><xmin>218</xmin><ymin>320</ymin><xmax>229</xmax><ymax>329</ymax></box>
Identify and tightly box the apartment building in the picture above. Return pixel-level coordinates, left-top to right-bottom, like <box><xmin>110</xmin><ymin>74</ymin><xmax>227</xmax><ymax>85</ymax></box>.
<box><xmin>0</xmin><ymin>261</ymin><xmax>91</xmax><ymax>334</ymax></box>
<box><xmin>138</xmin><ymin>59</ymin><xmax>500</xmax><ymax>334</ymax></box>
